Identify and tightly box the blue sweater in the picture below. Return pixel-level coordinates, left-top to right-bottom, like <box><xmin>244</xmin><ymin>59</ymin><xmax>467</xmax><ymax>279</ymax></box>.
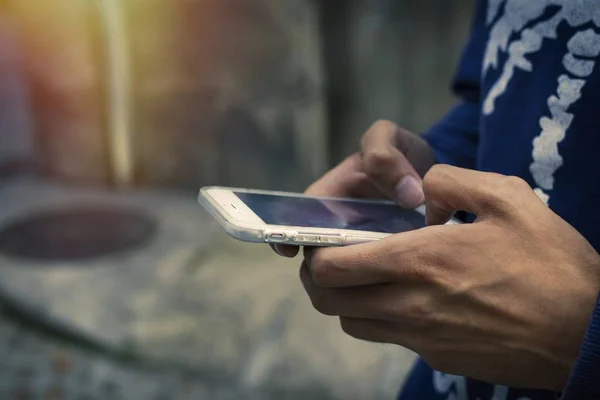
<box><xmin>398</xmin><ymin>1</ymin><xmax>600</xmax><ymax>399</ymax></box>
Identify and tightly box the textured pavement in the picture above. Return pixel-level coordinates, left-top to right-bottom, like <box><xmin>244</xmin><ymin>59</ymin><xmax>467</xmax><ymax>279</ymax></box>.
<box><xmin>0</xmin><ymin>312</ymin><xmax>215</xmax><ymax>400</ymax></box>
<box><xmin>0</xmin><ymin>180</ymin><xmax>416</xmax><ymax>399</ymax></box>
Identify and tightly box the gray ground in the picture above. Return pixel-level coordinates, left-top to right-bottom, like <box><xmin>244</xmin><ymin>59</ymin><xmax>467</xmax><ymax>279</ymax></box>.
<box><xmin>0</xmin><ymin>179</ymin><xmax>416</xmax><ymax>399</ymax></box>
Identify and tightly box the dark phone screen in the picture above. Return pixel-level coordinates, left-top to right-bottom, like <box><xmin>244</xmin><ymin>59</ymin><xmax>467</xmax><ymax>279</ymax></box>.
<box><xmin>234</xmin><ymin>192</ymin><xmax>426</xmax><ymax>234</ymax></box>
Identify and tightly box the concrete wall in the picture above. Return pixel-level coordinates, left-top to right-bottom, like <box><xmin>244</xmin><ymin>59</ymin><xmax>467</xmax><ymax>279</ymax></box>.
<box><xmin>127</xmin><ymin>0</ymin><xmax>327</xmax><ymax>192</ymax></box>
<box><xmin>3</xmin><ymin>0</ymin><xmax>474</xmax><ymax>190</ymax></box>
<box><xmin>322</xmin><ymin>0</ymin><xmax>475</xmax><ymax>163</ymax></box>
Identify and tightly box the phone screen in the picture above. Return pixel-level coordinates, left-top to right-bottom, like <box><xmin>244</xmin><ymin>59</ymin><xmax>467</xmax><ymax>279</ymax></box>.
<box><xmin>233</xmin><ymin>192</ymin><xmax>426</xmax><ymax>234</ymax></box>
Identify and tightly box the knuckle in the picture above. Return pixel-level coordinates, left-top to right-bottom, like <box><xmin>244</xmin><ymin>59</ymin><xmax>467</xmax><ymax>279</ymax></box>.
<box><xmin>402</xmin><ymin>296</ymin><xmax>435</xmax><ymax>324</ymax></box>
<box><xmin>368</xmin><ymin>119</ymin><xmax>398</xmax><ymax>135</ymax></box>
<box><xmin>422</xmin><ymin>165</ymin><xmax>451</xmax><ymax>195</ymax></box>
<box><xmin>362</xmin><ymin>148</ymin><xmax>398</xmax><ymax>177</ymax></box>
<box><xmin>485</xmin><ymin>174</ymin><xmax>528</xmax><ymax>193</ymax></box>
<box><xmin>428</xmin><ymin>164</ymin><xmax>452</xmax><ymax>175</ymax></box>
<box><xmin>502</xmin><ymin>175</ymin><xmax>530</xmax><ymax>192</ymax></box>
<box><xmin>480</xmin><ymin>174</ymin><xmax>528</xmax><ymax>213</ymax></box>
<box><xmin>361</xmin><ymin>119</ymin><xmax>397</xmax><ymax>149</ymax></box>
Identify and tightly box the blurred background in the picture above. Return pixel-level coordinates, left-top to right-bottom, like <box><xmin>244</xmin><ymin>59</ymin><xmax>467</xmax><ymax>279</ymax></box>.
<box><xmin>0</xmin><ymin>0</ymin><xmax>473</xmax><ymax>399</ymax></box>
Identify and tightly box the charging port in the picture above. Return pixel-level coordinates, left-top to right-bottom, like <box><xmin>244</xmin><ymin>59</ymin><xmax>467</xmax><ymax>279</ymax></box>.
<box><xmin>267</xmin><ymin>232</ymin><xmax>287</xmax><ymax>242</ymax></box>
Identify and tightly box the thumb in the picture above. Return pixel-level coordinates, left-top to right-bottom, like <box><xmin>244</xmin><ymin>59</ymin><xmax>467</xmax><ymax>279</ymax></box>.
<box><xmin>360</xmin><ymin>121</ymin><xmax>425</xmax><ymax>208</ymax></box>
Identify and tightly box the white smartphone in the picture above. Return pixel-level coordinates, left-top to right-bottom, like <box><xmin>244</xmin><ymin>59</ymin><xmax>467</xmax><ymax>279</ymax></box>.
<box><xmin>199</xmin><ymin>186</ymin><xmax>460</xmax><ymax>247</ymax></box>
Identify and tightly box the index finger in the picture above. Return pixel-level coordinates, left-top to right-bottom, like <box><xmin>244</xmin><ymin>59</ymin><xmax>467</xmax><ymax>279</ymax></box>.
<box><xmin>360</xmin><ymin>121</ymin><xmax>425</xmax><ymax>208</ymax></box>
<box><xmin>303</xmin><ymin>228</ymin><xmax>434</xmax><ymax>288</ymax></box>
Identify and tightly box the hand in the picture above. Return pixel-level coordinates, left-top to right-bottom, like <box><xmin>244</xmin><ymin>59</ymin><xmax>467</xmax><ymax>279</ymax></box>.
<box><xmin>301</xmin><ymin>165</ymin><xmax>600</xmax><ymax>391</ymax></box>
<box><xmin>273</xmin><ymin>120</ymin><xmax>435</xmax><ymax>257</ymax></box>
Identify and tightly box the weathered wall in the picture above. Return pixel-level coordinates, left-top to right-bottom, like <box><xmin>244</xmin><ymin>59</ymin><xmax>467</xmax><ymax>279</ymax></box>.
<box><xmin>127</xmin><ymin>0</ymin><xmax>327</xmax><ymax>192</ymax></box>
<box><xmin>5</xmin><ymin>0</ymin><xmax>475</xmax><ymax>190</ymax></box>
<box><xmin>323</xmin><ymin>0</ymin><xmax>475</xmax><ymax>163</ymax></box>
<box><xmin>7</xmin><ymin>0</ymin><xmax>327</xmax><ymax>191</ymax></box>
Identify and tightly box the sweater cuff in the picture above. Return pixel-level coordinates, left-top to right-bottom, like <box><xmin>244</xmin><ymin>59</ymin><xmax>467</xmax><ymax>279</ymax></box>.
<box><xmin>561</xmin><ymin>291</ymin><xmax>600</xmax><ymax>400</ymax></box>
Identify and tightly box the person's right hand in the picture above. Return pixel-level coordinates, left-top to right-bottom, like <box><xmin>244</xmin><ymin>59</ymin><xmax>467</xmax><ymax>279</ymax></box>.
<box><xmin>273</xmin><ymin>120</ymin><xmax>435</xmax><ymax>258</ymax></box>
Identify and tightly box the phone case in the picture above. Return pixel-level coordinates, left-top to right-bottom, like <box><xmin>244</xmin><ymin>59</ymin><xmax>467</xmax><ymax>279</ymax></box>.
<box><xmin>198</xmin><ymin>186</ymin><xmax>459</xmax><ymax>247</ymax></box>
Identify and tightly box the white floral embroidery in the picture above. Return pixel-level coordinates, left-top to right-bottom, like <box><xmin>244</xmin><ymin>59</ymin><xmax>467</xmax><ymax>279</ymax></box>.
<box><xmin>481</xmin><ymin>0</ymin><xmax>600</xmax><ymax>204</ymax></box>
<box><xmin>433</xmin><ymin>372</ymin><xmax>469</xmax><ymax>400</ymax></box>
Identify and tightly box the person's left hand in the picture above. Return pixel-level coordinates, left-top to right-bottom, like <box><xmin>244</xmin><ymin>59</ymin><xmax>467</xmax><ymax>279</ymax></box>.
<box><xmin>300</xmin><ymin>165</ymin><xmax>600</xmax><ymax>392</ymax></box>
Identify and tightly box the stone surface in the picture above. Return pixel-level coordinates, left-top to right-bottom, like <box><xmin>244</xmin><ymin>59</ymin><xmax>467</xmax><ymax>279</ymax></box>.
<box><xmin>0</xmin><ymin>309</ymin><xmax>304</xmax><ymax>400</ymax></box>
<box><xmin>0</xmin><ymin>180</ymin><xmax>215</xmax><ymax>350</ymax></box>
<box><xmin>0</xmin><ymin>180</ymin><xmax>415</xmax><ymax>399</ymax></box>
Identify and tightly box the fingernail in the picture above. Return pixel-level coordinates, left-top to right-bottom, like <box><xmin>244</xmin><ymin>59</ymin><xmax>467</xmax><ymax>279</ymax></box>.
<box><xmin>394</xmin><ymin>176</ymin><xmax>425</xmax><ymax>208</ymax></box>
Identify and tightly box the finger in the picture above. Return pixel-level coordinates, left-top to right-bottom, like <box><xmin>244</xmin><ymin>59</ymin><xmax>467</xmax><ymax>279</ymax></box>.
<box><xmin>339</xmin><ymin>317</ymin><xmax>415</xmax><ymax>348</ymax></box>
<box><xmin>303</xmin><ymin>223</ymin><xmax>471</xmax><ymax>288</ymax></box>
<box><xmin>360</xmin><ymin>121</ymin><xmax>424</xmax><ymax>208</ymax></box>
<box><xmin>300</xmin><ymin>262</ymin><xmax>404</xmax><ymax>320</ymax></box>
<box><xmin>301</xmin><ymin>262</ymin><xmax>440</xmax><ymax>336</ymax></box>
<box><xmin>304</xmin><ymin>245</ymin><xmax>395</xmax><ymax>287</ymax></box>
<box><xmin>422</xmin><ymin>165</ymin><xmax>534</xmax><ymax>225</ymax></box>
<box><xmin>272</xmin><ymin>244</ymin><xmax>299</xmax><ymax>258</ymax></box>
<box><xmin>302</xmin><ymin>230</ymin><xmax>431</xmax><ymax>288</ymax></box>
<box><xmin>306</xmin><ymin>153</ymin><xmax>384</xmax><ymax>198</ymax></box>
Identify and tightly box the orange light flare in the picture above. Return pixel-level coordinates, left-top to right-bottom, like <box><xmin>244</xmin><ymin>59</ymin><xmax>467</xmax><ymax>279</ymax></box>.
<box><xmin>5</xmin><ymin>0</ymin><xmax>259</xmax><ymax>185</ymax></box>
<box><xmin>4</xmin><ymin>0</ymin><xmax>174</xmax><ymax>186</ymax></box>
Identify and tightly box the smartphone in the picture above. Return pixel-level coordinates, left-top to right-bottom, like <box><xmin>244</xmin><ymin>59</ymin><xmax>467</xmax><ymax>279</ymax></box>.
<box><xmin>199</xmin><ymin>186</ymin><xmax>460</xmax><ymax>247</ymax></box>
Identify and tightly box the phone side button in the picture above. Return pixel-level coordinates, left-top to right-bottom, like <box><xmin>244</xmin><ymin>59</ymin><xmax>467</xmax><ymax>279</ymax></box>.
<box><xmin>295</xmin><ymin>234</ymin><xmax>319</xmax><ymax>243</ymax></box>
<box><xmin>318</xmin><ymin>235</ymin><xmax>344</xmax><ymax>245</ymax></box>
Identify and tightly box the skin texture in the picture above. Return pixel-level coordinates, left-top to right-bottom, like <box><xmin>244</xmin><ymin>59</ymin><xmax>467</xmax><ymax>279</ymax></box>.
<box><xmin>272</xmin><ymin>120</ymin><xmax>600</xmax><ymax>391</ymax></box>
